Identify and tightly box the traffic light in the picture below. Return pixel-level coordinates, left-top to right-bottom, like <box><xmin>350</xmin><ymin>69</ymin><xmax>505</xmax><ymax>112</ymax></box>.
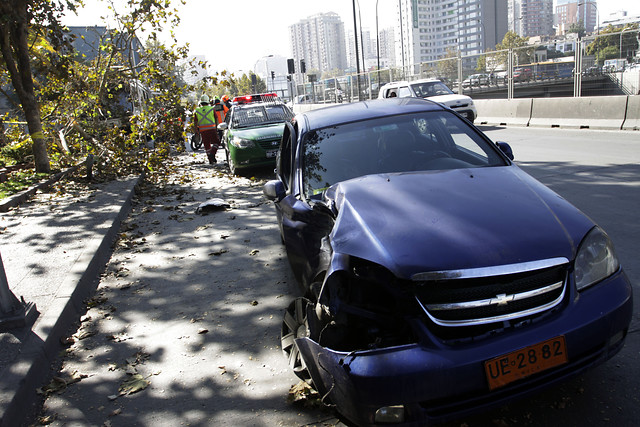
<box><xmin>287</xmin><ymin>58</ymin><xmax>295</xmax><ymax>74</ymax></box>
<box><xmin>271</xmin><ymin>71</ymin><xmax>275</xmax><ymax>79</ymax></box>
<box><xmin>300</xmin><ymin>59</ymin><xmax>306</xmax><ymax>74</ymax></box>
<box><xmin>287</xmin><ymin>75</ymin><xmax>292</xmax><ymax>82</ymax></box>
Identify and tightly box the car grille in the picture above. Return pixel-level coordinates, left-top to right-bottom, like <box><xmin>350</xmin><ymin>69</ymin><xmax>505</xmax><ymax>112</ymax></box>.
<box><xmin>256</xmin><ymin>138</ymin><xmax>280</xmax><ymax>151</ymax></box>
<box><xmin>413</xmin><ymin>258</ymin><xmax>568</xmax><ymax>327</ymax></box>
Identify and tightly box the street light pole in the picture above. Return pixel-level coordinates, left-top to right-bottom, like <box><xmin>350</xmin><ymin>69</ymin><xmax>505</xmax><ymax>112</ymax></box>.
<box><xmin>352</xmin><ymin>0</ymin><xmax>362</xmax><ymax>99</ymax></box>
<box><xmin>376</xmin><ymin>0</ymin><xmax>380</xmax><ymax>71</ymax></box>
<box><xmin>578</xmin><ymin>2</ymin><xmax>599</xmax><ymax>35</ymax></box>
<box><xmin>398</xmin><ymin>0</ymin><xmax>405</xmax><ymax>77</ymax></box>
<box><xmin>620</xmin><ymin>27</ymin><xmax>631</xmax><ymax>60</ymax></box>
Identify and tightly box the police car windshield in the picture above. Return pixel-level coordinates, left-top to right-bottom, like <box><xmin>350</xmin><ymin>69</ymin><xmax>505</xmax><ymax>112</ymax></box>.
<box><xmin>232</xmin><ymin>104</ymin><xmax>293</xmax><ymax>128</ymax></box>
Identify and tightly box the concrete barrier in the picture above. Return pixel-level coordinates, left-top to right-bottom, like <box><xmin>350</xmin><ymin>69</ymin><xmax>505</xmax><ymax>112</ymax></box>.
<box><xmin>291</xmin><ymin>103</ymin><xmax>331</xmax><ymax>114</ymax></box>
<box><xmin>622</xmin><ymin>95</ymin><xmax>640</xmax><ymax>131</ymax></box>
<box><xmin>528</xmin><ymin>96</ymin><xmax>627</xmax><ymax>130</ymax></box>
<box><xmin>291</xmin><ymin>97</ymin><xmax>640</xmax><ymax>132</ymax></box>
<box><xmin>475</xmin><ymin>99</ymin><xmax>533</xmax><ymax>127</ymax></box>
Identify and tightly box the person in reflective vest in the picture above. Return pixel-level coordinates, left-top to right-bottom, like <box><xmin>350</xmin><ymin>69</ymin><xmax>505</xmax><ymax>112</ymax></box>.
<box><xmin>212</xmin><ymin>96</ymin><xmax>229</xmax><ymax>141</ymax></box>
<box><xmin>222</xmin><ymin>94</ymin><xmax>232</xmax><ymax>109</ymax></box>
<box><xmin>193</xmin><ymin>94</ymin><xmax>220</xmax><ymax>164</ymax></box>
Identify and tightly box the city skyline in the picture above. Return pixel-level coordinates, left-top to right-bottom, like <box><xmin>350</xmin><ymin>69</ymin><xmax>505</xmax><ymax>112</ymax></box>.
<box><xmin>63</xmin><ymin>0</ymin><xmax>640</xmax><ymax>75</ymax></box>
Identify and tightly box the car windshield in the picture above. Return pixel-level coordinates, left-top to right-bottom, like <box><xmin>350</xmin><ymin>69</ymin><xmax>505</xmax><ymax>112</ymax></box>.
<box><xmin>410</xmin><ymin>81</ymin><xmax>453</xmax><ymax>97</ymax></box>
<box><xmin>232</xmin><ymin>104</ymin><xmax>293</xmax><ymax>128</ymax></box>
<box><xmin>302</xmin><ymin>110</ymin><xmax>507</xmax><ymax>197</ymax></box>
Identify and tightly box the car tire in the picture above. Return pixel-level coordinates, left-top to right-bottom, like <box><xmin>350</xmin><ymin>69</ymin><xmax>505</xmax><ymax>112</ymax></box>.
<box><xmin>225</xmin><ymin>147</ymin><xmax>237</xmax><ymax>175</ymax></box>
<box><xmin>281</xmin><ymin>297</ymin><xmax>313</xmax><ymax>382</ymax></box>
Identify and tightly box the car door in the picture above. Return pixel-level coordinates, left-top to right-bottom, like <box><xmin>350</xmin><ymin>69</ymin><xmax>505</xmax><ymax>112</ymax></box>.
<box><xmin>276</xmin><ymin>125</ymin><xmax>335</xmax><ymax>287</ymax></box>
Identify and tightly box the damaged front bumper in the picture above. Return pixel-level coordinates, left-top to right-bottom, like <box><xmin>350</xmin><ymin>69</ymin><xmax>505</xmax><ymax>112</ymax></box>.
<box><xmin>295</xmin><ymin>271</ymin><xmax>633</xmax><ymax>427</ymax></box>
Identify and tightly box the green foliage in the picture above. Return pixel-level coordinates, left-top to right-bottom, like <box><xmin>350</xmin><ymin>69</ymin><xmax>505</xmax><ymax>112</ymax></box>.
<box><xmin>568</xmin><ymin>21</ymin><xmax>586</xmax><ymax>39</ymax></box>
<box><xmin>436</xmin><ymin>47</ymin><xmax>459</xmax><ymax>81</ymax></box>
<box><xmin>585</xmin><ymin>24</ymin><xmax>639</xmax><ymax>64</ymax></box>
<box><xmin>494</xmin><ymin>31</ymin><xmax>534</xmax><ymax>67</ymax></box>
<box><xmin>0</xmin><ymin>170</ymin><xmax>50</xmax><ymax>199</ymax></box>
<box><xmin>0</xmin><ymin>0</ymin><xmax>199</xmax><ymax>184</ymax></box>
<box><xmin>0</xmin><ymin>131</ymin><xmax>32</xmax><ymax>166</ymax></box>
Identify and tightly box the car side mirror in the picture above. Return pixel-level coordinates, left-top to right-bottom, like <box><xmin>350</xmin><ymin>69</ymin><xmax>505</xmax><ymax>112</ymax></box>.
<box><xmin>217</xmin><ymin>122</ymin><xmax>228</xmax><ymax>131</ymax></box>
<box><xmin>263</xmin><ymin>180</ymin><xmax>286</xmax><ymax>202</ymax></box>
<box><xmin>496</xmin><ymin>141</ymin><xmax>514</xmax><ymax>161</ymax></box>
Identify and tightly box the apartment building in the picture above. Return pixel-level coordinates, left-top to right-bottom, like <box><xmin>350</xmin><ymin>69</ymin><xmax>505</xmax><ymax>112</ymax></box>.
<box><xmin>289</xmin><ymin>12</ymin><xmax>348</xmax><ymax>78</ymax></box>
<box><xmin>508</xmin><ymin>0</ymin><xmax>554</xmax><ymax>37</ymax></box>
<box><xmin>397</xmin><ymin>0</ymin><xmax>509</xmax><ymax>65</ymax></box>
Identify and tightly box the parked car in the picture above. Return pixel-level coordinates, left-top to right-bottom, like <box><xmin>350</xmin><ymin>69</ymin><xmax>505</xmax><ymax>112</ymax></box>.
<box><xmin>513</xmin><ymin>67</ymin><xmax>533</xmax><ymax>82</ymax></box>
<box><xmin>263</xmin><ymin>98</ymin><xmax>632</xmax><ymax>427</ymax></box>
<box><xmin>218</xmin><ymin>96</ymin><xmax>293</xmax><ymax>175</ymax></box>
<box><xmin>462</xmin><ymin>73</ymin><xmax>490</xmax><ymax>87</ymax></box>
<box><xmin>378</xmin><ymin>79</ymin><xmax>477</xmax><ymax>122</ymax></box>
<box><xmin>493</xmin><ymin>70</ymin><xmax>508</xmax><ymax>85</ymax></box>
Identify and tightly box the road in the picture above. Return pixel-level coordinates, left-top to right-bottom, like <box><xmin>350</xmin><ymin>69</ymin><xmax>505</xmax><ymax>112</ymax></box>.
<box><xmin>34</xmin><ymin>127</ymin><xmax>640</xmax><ymax>427</ymax></box>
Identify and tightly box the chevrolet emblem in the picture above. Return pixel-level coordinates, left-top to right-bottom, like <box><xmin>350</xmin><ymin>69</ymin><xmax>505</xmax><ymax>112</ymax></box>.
<box><xmin>491</xmin><ymin>293</ymin><xmax>513</xmax><ymax>306</ymax></box>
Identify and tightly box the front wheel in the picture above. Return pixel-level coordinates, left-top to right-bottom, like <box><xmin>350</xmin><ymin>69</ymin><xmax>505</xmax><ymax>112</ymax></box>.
<box><xmin>281</xmin><ymin>298</ymin><xmax>313</xmax><ymax>381</ymax></box>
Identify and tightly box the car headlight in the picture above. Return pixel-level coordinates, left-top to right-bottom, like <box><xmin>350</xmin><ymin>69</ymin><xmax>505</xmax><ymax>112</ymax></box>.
<box><xmin>574</xmin><ymin>226</ymin><xmax>619</xmax><ymax>291</ymax></box>
<box><xmin>231</xmin><ymin>136</ymin><xmax>254</xmax><ymax>148</ymax></box>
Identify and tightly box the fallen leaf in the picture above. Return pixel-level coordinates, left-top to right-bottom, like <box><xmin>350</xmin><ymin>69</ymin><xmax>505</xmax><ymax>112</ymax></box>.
<box><xmin>209</xmin><ymin>249</ymin><xmax>228</xmax><ymax>256</ymax></box>
<box><xmin>249</xmin><ymin>249</ymin><xmax>259</xmax><ymax>256</ymax></box>
<box><xmin>37</xmin><ymin>414</ymin><xmax>57</xmax><ymax>424</ymax></box>
<box><xmin>250</xmin><ymin>300</ymin><xmax>259</xmax><ymax>306</ymax></box>
<box><xmin>198</xmin><ymin>328</ymin><xmax>209</xmax><ymax>334</ymax></box>
<box><xmin>288</xmin><ymin>381</ymin><xmax>322</xmax><ymax>407</ymax></box>
<box><xmin>118</xmin><ymin>374</ymin><xmax>149</xmax><ymax>395</ymax></box>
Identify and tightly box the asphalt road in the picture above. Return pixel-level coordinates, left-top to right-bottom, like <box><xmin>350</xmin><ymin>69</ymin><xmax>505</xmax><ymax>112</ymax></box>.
<box><xmin>33</xmin><ymin>127</ymin><xmax>640</xmax><ymax>427</ymax></box>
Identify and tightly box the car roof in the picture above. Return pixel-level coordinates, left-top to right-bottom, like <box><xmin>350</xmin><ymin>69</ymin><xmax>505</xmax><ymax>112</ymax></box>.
<box><xmin>233</xmin><ymin>101</ymin><xmax>288</xmax><ymax>109</ymax></box>
<box><xmin>382</xmin><ymin>79</ymin><xmax>442</xmax><ymax>87</ymax></box>
<box><xmin>298</xmin><ymin>98</ymin><xmax>444</xmax><ymax>130</ymax></box>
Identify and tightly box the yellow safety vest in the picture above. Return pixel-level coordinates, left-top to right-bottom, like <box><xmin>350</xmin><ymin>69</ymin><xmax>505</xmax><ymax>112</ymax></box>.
<box><xmin>195</xmin><ymin>105</ymin><xmax>216</xmax><ymax>131</ymax></box>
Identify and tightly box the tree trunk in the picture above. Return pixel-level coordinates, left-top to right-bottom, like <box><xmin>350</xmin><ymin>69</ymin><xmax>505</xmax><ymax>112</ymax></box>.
<box><xmin>0</xmin><ymin>0</ymin><xmax>51</xmax><ymax>173</ymax></box>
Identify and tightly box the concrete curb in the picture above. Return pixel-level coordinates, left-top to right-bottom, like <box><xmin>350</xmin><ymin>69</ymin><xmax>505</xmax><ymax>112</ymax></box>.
<box><xmin>0</xmin><ymin>174</ymin><xmax>143</xmax><ymax>427</ymax></box>
<box><xmin>0</xmin><ymin>165</ymin><xmax>81</xmax><ymax>213</ymax></box>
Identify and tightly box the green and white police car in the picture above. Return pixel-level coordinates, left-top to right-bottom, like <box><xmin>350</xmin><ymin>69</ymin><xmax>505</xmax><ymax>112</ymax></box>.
<box><xmin>218</xmin><ymin>94</ymin><xmax>294</xmax><ymax>175</ymax></box>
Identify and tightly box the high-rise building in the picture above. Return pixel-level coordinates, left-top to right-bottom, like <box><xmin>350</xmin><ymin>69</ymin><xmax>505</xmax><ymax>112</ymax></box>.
<box><xmin>289</xmin><ymin>12</ymin><xmax>348</xmax><ymax>78</ymax></box>
<box><xmin>509</xmin><ymin>0</ymin><xmax>554</xmax><ymax>37</ymax></box>
<box><xmin>396</xmin><ymin>0</ymin><xmax>509</xmax><ymax>65</ymax></box>
<box><xmin>555</xmin><ymin>0</ymin><xmax>598</xmax><ymax>35</ymax></box>
<box><xmin>378</xmin><ymin>27</ymin><xmax>396</xmax><ymax>69</ymax></box>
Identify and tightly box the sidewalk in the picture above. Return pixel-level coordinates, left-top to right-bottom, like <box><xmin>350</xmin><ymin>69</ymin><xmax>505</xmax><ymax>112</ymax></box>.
<box><xmin>0</xmin><ymin>176</ymin><xmax>140</xmax><ymax>426</ymax></box>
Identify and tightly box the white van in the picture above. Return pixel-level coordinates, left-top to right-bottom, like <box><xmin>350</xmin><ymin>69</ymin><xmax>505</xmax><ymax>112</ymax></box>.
<box><xmin>378</xmin><ymin>79</ymin><xmax>477</xmax><ymax>123</ymax></box>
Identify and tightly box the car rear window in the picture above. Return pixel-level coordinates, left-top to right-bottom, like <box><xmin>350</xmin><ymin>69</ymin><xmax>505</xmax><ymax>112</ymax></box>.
<box><xmin>302</xmin><ymin>111</ymin><xmax>507</xmax><ymax>197</ymax></box>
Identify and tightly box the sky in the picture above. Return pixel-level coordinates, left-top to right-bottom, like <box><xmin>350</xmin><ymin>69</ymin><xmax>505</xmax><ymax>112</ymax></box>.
<box><xmin>62</xmin><ymin>0</ymin><xmax>640</xmax><ymax>75</ymax></box>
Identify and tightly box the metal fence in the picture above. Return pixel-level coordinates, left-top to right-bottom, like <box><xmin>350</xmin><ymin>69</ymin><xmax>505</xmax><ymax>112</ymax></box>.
<box><xmin>293</xmin><ymin>30</ymin><xmax>640</xmax><ymax>104</ymax></box>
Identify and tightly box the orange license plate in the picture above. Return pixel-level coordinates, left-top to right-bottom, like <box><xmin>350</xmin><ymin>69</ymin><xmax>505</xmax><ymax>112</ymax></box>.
<box><xmin>484</xmin><ymin>336</ymin><xmax>568</xmax><ymax>390</ymax></box>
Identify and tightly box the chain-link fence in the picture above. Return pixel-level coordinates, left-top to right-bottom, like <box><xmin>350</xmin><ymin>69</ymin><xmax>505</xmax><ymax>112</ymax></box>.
<box><xmin>293</xmin><ymin>29</ymin><xmax>640</xmax><ymax>104</ymax></box>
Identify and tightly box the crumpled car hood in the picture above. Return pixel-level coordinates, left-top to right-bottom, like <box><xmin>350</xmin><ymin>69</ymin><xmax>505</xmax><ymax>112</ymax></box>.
<box><xmin>325</xmin><ymin>166</ymin><xmax>595</xmax><ymax>279</ymax></box>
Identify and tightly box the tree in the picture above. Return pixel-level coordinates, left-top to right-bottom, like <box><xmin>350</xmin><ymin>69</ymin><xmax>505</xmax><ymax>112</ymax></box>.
<box><xmin>585</xmin><ymin>24</ymin><xmax>639</xmax><ymax>64</ymax></box>
<box><xmin>568</xmin><ymin>21</ymin><xmax>586</xmax><ymax>39</ymax></box>
<box><xmin>0</xmin><ymin>0</ymin><xmax>74</xmax><ymax>172</ymax></box>
<box><xmin>495</xmin><ymin>31</ymin><xmax>533</xmax><ymax>66</ymax></box>
<box><xmin>436</xmin><ymin>47</ymin><xmax>459</xmax><ymax>83</ymax></box>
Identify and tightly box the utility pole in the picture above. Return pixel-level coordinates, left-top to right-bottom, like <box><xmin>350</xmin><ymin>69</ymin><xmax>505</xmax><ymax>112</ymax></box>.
<box><xmin>0</xmin><ymin>252</ymin><xmax>38</xmax><ymax>331</ymax></box>
<box><xmin>352</xmin><ymin>0</ymin><xmax>362</xmax><ymax>100</ymax></box>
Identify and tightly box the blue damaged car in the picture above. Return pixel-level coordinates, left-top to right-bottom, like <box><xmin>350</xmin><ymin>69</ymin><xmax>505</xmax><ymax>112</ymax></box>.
<box><xmin>263</xmin><ymin>98</ymin><xmax>632</xmax><ymax>426</ymax></box>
